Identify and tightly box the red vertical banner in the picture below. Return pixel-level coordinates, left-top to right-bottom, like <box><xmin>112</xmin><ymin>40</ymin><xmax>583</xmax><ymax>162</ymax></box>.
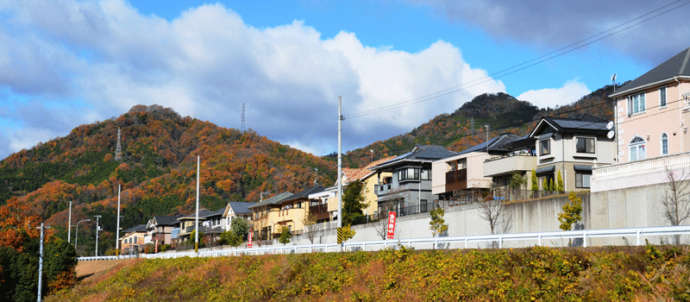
<box><xmin>248</xmin><ymin>231</ymin><xmax>253</xmax><ymax>248</ymax></box>
<box><xmin>386</xmin><ymin>212</ymin><xmax>396</xmax><ymax>240</ymax></box>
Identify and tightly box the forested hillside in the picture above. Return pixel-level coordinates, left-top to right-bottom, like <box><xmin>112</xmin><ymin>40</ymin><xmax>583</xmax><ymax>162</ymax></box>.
<box><xmin>0</xmin><ymin>105</ymin><xmax>336</xmax><ymax>255</ymax></box>
<box><xmin>343</xmin><ymin>85</ymin><xmax>616</xmax><ymax>167</ymax></box>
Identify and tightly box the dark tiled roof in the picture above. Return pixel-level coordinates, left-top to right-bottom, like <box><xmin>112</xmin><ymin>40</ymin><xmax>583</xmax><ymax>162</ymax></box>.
<box><xmin>372</xmin><ymin>145</ymin><xmax>457</xmax><ymax>169</ymax></box>
<box><xmin>284</xmin><ymin>185</ymin><xmax>324</xmax><ymax>202</ymax></box>
<box><xmin>122</xmin><ymin>224</ymin><xmax>146</xmax><ymax>233</ymax></box>
<box><xmin>248</xmin><ymin>192</ymin><xmax>294</xmax><ymax>209</ymax></box>
<box><xmin>227</xmin><ymin>202</ymin><xmax>252</xmax><ymax>215</ymax></box>
<box><xmin>154</xmin><ymin>216</ymin><xmax>179</xmax><ymax>226</ymax></box>
<box><xmin>457</xmin><ymin>134</ymin><xmax>527</xmax><ymax>154</ymax></box>
<box><xmin>613</xmin><ymin>47</ymin><xmax>690</xmax><ymax>96</ymax></box>
<box><xmin>530</xmin><ymin>117</ymin><xmax>609</xmax><ymax>138</ymax></box>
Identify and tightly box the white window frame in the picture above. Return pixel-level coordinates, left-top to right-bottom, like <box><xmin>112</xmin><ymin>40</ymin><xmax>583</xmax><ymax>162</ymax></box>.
<box><xmin>627</xmin><ymin>93</ymin><xmax>646</xmax><ymax>115</ymax></box>
<box><xmin>628</xmin><ymin>136</ymin><xmax>646</xmax><ymax>162</ymax></box>
<box><xmin>659</xmin><ymin>86</ymin><xmax>667</xmax><ymax>107</ymax></box>
<box><xmin>661</xmin><ymin>133</ymin><xmax>669</xmax><ymax>155</ymax></box>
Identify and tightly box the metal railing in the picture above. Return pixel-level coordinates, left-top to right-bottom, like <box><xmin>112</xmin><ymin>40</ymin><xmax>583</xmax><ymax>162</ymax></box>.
<box><xmin>78</xmin><ymin>225</ymin><xmax>690</xmax><ymax>261</ymax></box>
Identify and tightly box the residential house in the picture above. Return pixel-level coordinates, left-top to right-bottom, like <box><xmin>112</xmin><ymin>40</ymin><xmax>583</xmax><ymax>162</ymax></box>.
<box><xmin>307</xmin><ymin>156</ymin><xmax>396</xmax><ymax>222</ymax></box>
<box><xmin>434</xmin><ymin>133</ymin><xmax>533</xmax><ymax>201</ymax></box>
<box><xmin>529</xmin><ymin>117</ymin><xmax>615</xmax><ymax>192</ymax></box>
<box><xmin>144</xmin><ymin>216</ymin><xmax>179</xmax><ymax>247</ymax></box>
<box><xmin>176</xmin><ymin>208</ymin><xmax>225</xmax><ymax>244</ymax></box>
<box><xmin>370</xmin><ymin>145</ymin><xmax>457</xmax><ymax>216</ymax></box>
<box><xmin>610</xmin><ymin>47</ymin><xmax>690</xmax><ymax>163</ymax></box>
<box><xmin>119</xmin><ymin>224</ymin><xmax>146</xmax><ymax>254</ymax></box>
<box><xmin>274</xmin><ymin>184</ymin><xmax>324</xmax><ymax>235</ymax></box>
<box><xmin>249</xmin><ymin>192</ymin><xmax>294</xmax><ymax>240</ymax></box>
<box><xmin>222</xmin><ymin>202</ymin><xmax>252</xmax><ymax>232</ymax></box>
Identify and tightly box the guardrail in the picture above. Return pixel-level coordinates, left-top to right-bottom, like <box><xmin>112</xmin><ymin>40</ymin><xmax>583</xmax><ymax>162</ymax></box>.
<box><xmin>78</xmin><ymin>225</ymin><xmax>690</xmax><ymax>261</ymax></box>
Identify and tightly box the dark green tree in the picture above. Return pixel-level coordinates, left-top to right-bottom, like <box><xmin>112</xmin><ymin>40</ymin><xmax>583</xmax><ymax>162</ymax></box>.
<box><xmin>278</xmin><ymin>227</ymin><xmax>292</xmax><ymax>245</ymax></box>
<box><xmin>342</xmin><ymin>180</ymin><xmax>366</xmax><ymax>225</ymax></box>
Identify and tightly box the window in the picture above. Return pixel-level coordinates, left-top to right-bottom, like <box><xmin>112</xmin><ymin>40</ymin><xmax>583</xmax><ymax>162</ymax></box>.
<box><xmin>629</xmin><ymin>136</ymin><xmax>646</xmax><ymax>161</ymax></box>
<box><xmin>420</xmin><ymin>200</ymin><xmax>428</xmax><ymax>213</ymax></box>
<box><xmin>540</xmin><ymin>139</ymin><xmax>551</xmax><ymax>155</ymax></box>
<box><xmin>627</xmin><ymin>93</ymin><xmax>646</xmax><ymax>115</ymax></box>
<box><xmin>421</xmin><ymin>169</ymin><xmax>430</xmax><ymax>180</ymax></box>
<box><xmin>399</xmin><ymin>167</ymin><xmax>420</xmax><ymax>181</ymax></box>
<box><xmin>575</xmin><ymin>172</ymin><xmax>591</xmax><ymax>188</ymax></box>
<box><xmin>660</xmin><ymin>87</ymin><xmax>667</xmax><ymax>107</ymax></box>
<box><xmin>661</xmin><ymin>133</ymin><xmax>668</xmax><ymax>155</ymax></box>
<box><xmin>576</xmin><ymin>137</ymin><xmax>595</xmax><ymax>153</ymax></box>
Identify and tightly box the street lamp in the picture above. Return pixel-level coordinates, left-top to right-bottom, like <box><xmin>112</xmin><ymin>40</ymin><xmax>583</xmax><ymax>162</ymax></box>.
<box><xmin>74</xmin><ymin>219</ymin><xmax>91</xmax><ymax>252</ymax></box>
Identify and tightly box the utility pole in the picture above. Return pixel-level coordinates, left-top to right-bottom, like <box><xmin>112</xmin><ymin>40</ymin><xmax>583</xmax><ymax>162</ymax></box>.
<box><xmin>67</xmin><ymin>201</ymin><xmax>72</xmax><ymax>243</ymax></box>
<box><xmin>94</xmin><ymin>215</ymin><xmax>101</xmax><ymax>256</ymax></box>
<box><xmin>115</xmin><ymin>184</ymin><xmax>121</xmax><ymax>256</ymax></box>
<box><xmin>75</xmin><ymin>219</ymin><xmax>90</xmax><ymax>251</ymax></box>
<box><xmin>36</xmin><ymin>222</ymin><xmax>45</xmax><ymax>302</ymax></box>
<box><xmin>337</xmin><ymin>96</ymin><xmax>343</xmax><ymax>229</ymax></box>
<box><xmin>484</xmin><ymin>124</ymin><xmax>490</xmax><ymax>151</ymax></box>
<box><xmin>612</xmin><ymin>73</ymin><xmax>619</xmax><ymax>162</ymax></box>
<box><xmin>195</xmin><ymin>155</ymin><xmax>200</xmax><ymax>254</ymax></box>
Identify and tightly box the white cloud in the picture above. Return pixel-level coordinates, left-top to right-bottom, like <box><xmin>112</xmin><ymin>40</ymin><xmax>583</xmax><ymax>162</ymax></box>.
<box><xmin>0</xmin><ymin>0</ymin><xmax>505</xmax><ymax>156</ymax></box>
<box><xmin>517</xmin><ymin>80</ymin><xmax>590</xmax><ymax>109</ymax></box>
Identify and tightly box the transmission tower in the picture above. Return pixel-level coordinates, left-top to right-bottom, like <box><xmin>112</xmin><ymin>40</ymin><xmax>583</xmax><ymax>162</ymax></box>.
<box><xmin>115</xmin><ymin>127</ymin><xmax>122</xmax><ymax>161</ymax></box>
<box><xmin>470</xmin><ymin>117</ymin><xmax>475</xmax><ymax>137</ymax></box>
<box><xmin>241</xmin><ymin>103</ymin><xmax>246</xmax><ymax>133</ymax></box>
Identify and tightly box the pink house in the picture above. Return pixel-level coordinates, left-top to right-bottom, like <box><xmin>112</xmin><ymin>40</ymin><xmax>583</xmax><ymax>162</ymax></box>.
<box><xmin>610</xmin><ymin>47</ymin><xmax>690</xmax><ymax>163</ymax></box>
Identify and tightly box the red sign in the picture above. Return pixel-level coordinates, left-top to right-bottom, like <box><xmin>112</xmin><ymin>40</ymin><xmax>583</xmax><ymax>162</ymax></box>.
<box><xmin>386</xmin><ymin>212</ymin><xmax>396</xmax><ymax>239</ymax></box>
<box><xmin>247</xmin><ymin>231</ymin><xmax>253</xmax><ymax>248</ymax></box>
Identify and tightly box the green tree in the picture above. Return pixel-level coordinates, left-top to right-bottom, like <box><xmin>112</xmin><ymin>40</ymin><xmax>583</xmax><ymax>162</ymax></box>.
<box><xmin>558</xmin><ymin>192</ymin><xmax>583</xmax><ymax>231</ymax></box>
<box><xmin>429</xmin><ymin>207</ymin><xmax>448</xmax><ymax>237</ymax></box>
<box><xmin>342</xmin><ymin>180</ymin><xmax>366</xmax><ymax>225</ymax></box>
<box><xmin>542</xmin><ymin>177</ymin><xmax>549</xmax><ymax>192</ymax></box>
<box><xmin>219</xmin><ymin>218</ymin><xmax>251</xmax><ymax>247</ymax></box>
<box><xmin>530</xmin><ymin>170</ymin><xmax>538</xmax><ymax>192</ymax></box>
<box><xmin>219</xmin><ymin>231</ymin><xmax>241</xmax><ymax>247</ymax></box>
<box><xmin>278</xmin><ymin>227</ymin><xmax>292</xmax><ymax>245</ymax></box>
<box><xmin>509</xmin><ymin>173</ymin><xmax>526</xmax><ymax>190</ymax></box>
<box><xmin>556</xmin><ymin>170</ymin><xmax>565</xmax><ymax>193</ymax></box>
<box><xmin>187</xmin><ymin>230</ymin><xmax>205</xmax><ymax>248</ymax></box>
<box><xmin>549</xmin><ymin>178</ymin><xmax>555</xmax><ymax>192</ymax></box>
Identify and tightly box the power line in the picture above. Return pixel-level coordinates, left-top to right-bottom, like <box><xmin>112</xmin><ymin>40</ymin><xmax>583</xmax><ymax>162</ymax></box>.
<box><xmin>347</xmin><ymin>0</ymin><xmax>689</xmax><ymax>119</ymax></box>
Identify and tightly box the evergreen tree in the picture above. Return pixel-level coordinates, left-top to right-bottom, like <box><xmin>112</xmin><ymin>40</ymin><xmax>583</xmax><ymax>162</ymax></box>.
<box><xmin>530</xmin><ymin>170</ymin><xmax>538</xmax><ymax>192</ymax></box>
<box><xmin>556</xmin><ymin>170</ymin><xmax>565</xmax><ymax>193</ymax></box>
<box><xmin>429</xmin><ymin>207</ymin><xmax>448</xmax><ymax>237</ymax></box>
<box><xmin>279</xmin><ymin>227</ymin><xmax>292</xmax><ymax>245</ymax></box>
<box><xmin>342</xmin><ymin>180</ymin><xmax>366</xmax><ymax>225</ymax></box>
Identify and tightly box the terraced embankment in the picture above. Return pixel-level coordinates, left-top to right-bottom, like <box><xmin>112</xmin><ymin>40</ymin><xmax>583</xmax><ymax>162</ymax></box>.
<box><xmin>50</xmin><ymin>246</ymin><xmax>690</xmax><ymax>301</ymax></box>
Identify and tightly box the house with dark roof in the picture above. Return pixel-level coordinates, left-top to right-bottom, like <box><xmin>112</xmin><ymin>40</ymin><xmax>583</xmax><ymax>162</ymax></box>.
<box><xmin>120</xmin><ymin>224</ymin><xmax>146</xmax><ymax>254</ymax></box>
<box><xmin>271</xmin><ymin>184</ymin><xmax>324</xmax><ymax>235</ymax></box>
<box><xmin>370</xmin><ymin>145</ymin><xmax>457</xmax><ymax>216</ymax></box>
<box><xmin>222</xmin><ymin>202</ymin><xmax>253</xmax><ymax>232</ymax></box>
<box><xmin>249</xmin><ymin>192</ymin><xmax>294</xmax><ymax>240</ymax></box>
<box><xmin>528</xmin><ymin>117</ymin><xmax>615</xmax><ymax>192</ymax></box>
<box><xmin>176</xmin><ymin>208</ymin><xmax>226</xmax><ymax>244</ymax></box>
<box><xmin>610</xmin><ymin>47</ymin><xmax>690</xmax><ymax>163</ymax></box>
<box><xmin>145</xmin><ymin>215</ymin><xmax>180</xmax><ymax>247</ymax></box>
<box><xmin>432</xmin><ymin>133</ymin><xmax>535</xmax><ymax>201</ymax></box>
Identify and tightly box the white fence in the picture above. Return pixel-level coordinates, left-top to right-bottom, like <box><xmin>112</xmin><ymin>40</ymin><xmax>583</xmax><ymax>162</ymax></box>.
<box><xmin>78</xmin><ymin>225</ymin><xmax>690</xmax><ymax>261</ymax></box>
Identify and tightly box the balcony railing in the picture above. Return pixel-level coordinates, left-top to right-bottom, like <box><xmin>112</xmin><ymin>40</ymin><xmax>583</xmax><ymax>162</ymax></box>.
<box><xmin>374</xmin><ymin>183</ymin><xmax>392</xmax><ymax>195</ymax></box>
<box><xmin>309</xmin><ymin>204</ymin><xmax>329</xmax><ymax>221</ymax></box>
<box><xmin>483</xmin><ymin>154</ymin><xmax>537</xmax><ymax>177</ymax></box>
<box><xmin>445</xmin><ymin>169</ymin><xmax>467</xmax><ymax>192</ymax></box>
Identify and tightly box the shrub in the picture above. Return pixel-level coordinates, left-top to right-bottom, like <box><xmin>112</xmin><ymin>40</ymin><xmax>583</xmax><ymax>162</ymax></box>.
<box><xmin>278</xmin><ymin>227</ymin><xmax>292</xmax><ymax>245</ymax></box>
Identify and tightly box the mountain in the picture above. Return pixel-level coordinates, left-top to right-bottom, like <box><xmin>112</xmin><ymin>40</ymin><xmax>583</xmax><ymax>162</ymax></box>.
<box><xmin>0</xmin><ymin>105</ymin><xmax>336</xmax><ymax>252</ymax></box>
<box><xmin>343</xmin><ymin>85</ymin><xmax>615</xmax><ymax>167</ymax></box>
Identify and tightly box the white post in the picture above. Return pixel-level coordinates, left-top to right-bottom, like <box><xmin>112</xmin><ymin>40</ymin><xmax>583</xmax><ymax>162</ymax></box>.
<box><xmin>67</xmin><ymin>201</ymin><xmax>72</xmax><ymax>243</ymax></box>
<box><xmin>418</xmin><ymin>176</ymin><xmax>421</xmax><ymax>213</ymax></box>
<box><xmin>195</xmin><ymin>155</ymin><xmax>200</xmax><ymax>253</ymax></box>
<box><xmin>337</xmin><ymin>96</ymin><xmax>343</xmax><ymax>229</ymax></box>
<box><xmin>94</xmin><ymin>215</ymin><xmax>101</xmax><ymax>256</ymax></box>
<box><xmin>115</xmin><ymin>184</ymin><xmax>121</xmax><ymax>256</ymax></box>
<box><xmin>37</xmin><ymin>222</ymin><xmax>44</xmax><ymax>302</ymax></box>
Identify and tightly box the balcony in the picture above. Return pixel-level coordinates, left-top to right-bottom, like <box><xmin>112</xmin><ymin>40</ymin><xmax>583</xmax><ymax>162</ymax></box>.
<box><xmin>374</xmin><ymin>183</ymin><xmax>392</xmax><ymax>195</ymax></box>
<box><xmin>309</xmin><ymin>204</ymin><xmax>329</xmax><ymax>221</ymax></box>
<box><xmin>445</xmin><ymin>169</ymin><xmax>467</xmax><ymax>192</ymax></box>
<box><xmin>483</xmin><ymin>155</ymin><xmax>537</xmax><ymax>177</ymax></box>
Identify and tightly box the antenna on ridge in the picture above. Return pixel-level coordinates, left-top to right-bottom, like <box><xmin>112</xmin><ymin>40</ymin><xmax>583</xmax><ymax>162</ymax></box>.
<box><xmin>241</xmin><ymin>103</ymin><xmax>246</xmax><ymax>133</ymax></box>
<box><xmin>115</xmin><ymin>127</ymin><xmax>122</xmax><ymax>161</ymax></box>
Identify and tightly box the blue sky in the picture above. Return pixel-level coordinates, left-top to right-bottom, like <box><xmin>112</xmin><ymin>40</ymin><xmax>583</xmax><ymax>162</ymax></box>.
<box><xmin>0</xmin><ymin>0</ymin><xmax>687</xmax><ymax>158</ymax></box>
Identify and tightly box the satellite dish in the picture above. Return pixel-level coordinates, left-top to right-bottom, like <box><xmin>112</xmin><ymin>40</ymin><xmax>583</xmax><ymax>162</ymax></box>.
<box><xmin>607</xmin><ymin>130</ymin><xmax>615</xmax><ymax>139</ymax></box>
<box><xmin>606</xmin><ymin>121</ymin><xmax>614</xmax><ymax>130</ymax></box>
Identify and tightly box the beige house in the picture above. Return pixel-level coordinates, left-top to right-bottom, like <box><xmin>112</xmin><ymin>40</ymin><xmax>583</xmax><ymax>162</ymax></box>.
<box><xmin>144</xmin><ymin>216</ymin><xmax>179</xmax><ymax>247</ymax></box>
<box><xmin>119</xmin><ymin>224</ymin><xmax>146</xmax><ymax>254</ymax></box>
<box><xmin>528</xmin><ymin>117</ymin><xmax>615</xmax><ymax>192</ymax></box>
<box><xmin>274</xmin><ymin>185</ymin><xmax>324</xmax><ymax>235</ymax></box>
<box><xmin>610</xmin><ymin>47</ymin><xmax>690</xmax><ymax>163</ymax></box>
<box><xmin>249</xmin><ymin>192</ymin><xmax>294</xmax><ymax>240</ymax></box>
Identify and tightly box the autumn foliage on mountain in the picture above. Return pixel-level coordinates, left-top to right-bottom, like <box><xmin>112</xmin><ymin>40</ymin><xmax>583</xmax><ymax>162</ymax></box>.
<box><xmin>0</xmin><ymin>105</ymin><xmax>336</xmax><ymax>254</ymax></box>
<box><xmin>343</xmin><ymin>85</ymin><xmax>615</xmax><ymax>167</ymax></box>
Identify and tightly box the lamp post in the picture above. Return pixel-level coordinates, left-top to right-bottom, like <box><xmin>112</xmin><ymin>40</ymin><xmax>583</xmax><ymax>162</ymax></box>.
<box><xmin>94</xmin><ymin>215</ymin><xmax>102</xmax><ymax>256</ymax></box>
<box><xmin>36</xmin><ymin>222</ymin><xmax>51</xmax><ymax>302</ymax></box>
<box><xmin>74</xmin><ymin>219</ymin><xmax>91</xmax><ymax>252</ymax></box>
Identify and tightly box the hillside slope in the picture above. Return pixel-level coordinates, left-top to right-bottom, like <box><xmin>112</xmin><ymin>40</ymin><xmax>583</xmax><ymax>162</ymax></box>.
<box><xmin>51</xmin><ymin>246</ymin><xmax>690</xmax><ymax>301</ymax></box>
<box><xmin>343</xmin><ymin>85</ymin><xmax>615</xmax><ymax>167</ymax></box>
<box><xmin>0</xmin><ymin>105</ymin><xmax>336</xmax><ymax>253</ymax></box>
